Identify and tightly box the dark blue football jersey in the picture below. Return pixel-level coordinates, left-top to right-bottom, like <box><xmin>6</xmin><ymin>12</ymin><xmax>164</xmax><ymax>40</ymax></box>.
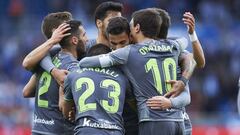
<box><xmin>64</xmin><ymin>67</ymin><xmax>130</xmax><ymax>134</ymax></box>
<box><xmin>33</xmin><ymin>51</ymin><xmax>79</xmax><ymax>135</ymax></box>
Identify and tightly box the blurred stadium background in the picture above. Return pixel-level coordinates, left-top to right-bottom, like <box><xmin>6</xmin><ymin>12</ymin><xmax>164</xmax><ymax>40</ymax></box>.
<box><xmin>0</xmin><ymin>0</ymin><xmax>239</xmax><ymax>135</ymax></box>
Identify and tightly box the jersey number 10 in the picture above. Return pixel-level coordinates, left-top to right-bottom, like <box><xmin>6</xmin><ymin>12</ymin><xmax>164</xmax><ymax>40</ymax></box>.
<box><xmin>145</xmin><ymin>58</ymin><xmax>177</xmax><ymax>95</ymax></box>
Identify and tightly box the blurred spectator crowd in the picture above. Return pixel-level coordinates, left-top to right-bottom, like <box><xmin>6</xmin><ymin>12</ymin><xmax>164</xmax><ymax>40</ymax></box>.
<box><xmin>0</xmin><ymin>0</ymin><xmax>239</xmax><ymax>132</ymax></box>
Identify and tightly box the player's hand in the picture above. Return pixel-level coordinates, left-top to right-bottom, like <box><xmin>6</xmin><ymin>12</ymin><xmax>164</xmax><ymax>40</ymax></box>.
<box><xmin>68</xmin><ymin>107</ymin><xmax>75</xmax><ymax>122</ymax></box>
<box><xmin>51</xmin><ymin>68</ymin><xmax>69</xmax><ymax>87</ymax></box>
<box><xmin>164</xmin><ymin>80</ymin><xmax>185</xmax><ymax>98</ymax></box>
<box><xmin>146</xmin><ymin>96</ymin><xmax>172</xmax><ymax>110</ymax></box>
<box><xmin>48</xmin><ymin>23</ymin><xmax>71</xmax><ymax>45</ymax></box>
<box><xmin>182</xmin><ymin>12</ymin><xmax>195</xmax><ymax>34</ymax></box>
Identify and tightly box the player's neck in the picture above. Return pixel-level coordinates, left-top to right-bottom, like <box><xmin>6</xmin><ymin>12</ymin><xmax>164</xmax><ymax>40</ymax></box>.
<box><xmin>61</xmin><ymin>48</ymin><xmax>77</xmax><ymax>59</ymax></box>
<box><xmin>136</xmin><ymin>34</ymin><xmax>152</xmax><ymax>43</ymax></box>
<box><xmin>97</xmin><ymin>32</ymin><xmax>109</xmax><ymax>46</ymax></box>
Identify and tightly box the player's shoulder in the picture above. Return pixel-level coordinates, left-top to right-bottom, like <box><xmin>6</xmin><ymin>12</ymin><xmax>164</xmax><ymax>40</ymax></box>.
<box><xmin>168</xmin><ymin>37</ymin><xmax>188</xmax><ymax>47</ymax></box>
<box><xmin>161</xmin><ymin>37</ymin><xmax>188</xmax><ymax>51</ymax></box>
<box><xmin>58</xmin><ymin>52</ymin><xmax>77</xmax><ymax>62</ymax></box>
<box><xmin>56</xmin><ymin>52</ymin><xmax>79</xmax><ymax>70</ymax></box>
<box><xmin>49</xmin><ymin>45</ymin><xmax>61</xmax><ymax>57</ymax></box>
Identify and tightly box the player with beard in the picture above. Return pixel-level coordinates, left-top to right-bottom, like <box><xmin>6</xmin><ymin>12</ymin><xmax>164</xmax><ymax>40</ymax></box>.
<box><xmin>23</xmin><ymin>20</ymin><xmax>87</xmax><ymax>135</ymax></box>
<box><xmin>22</xmin><ymin>12</ymin><xmax>79</xmax><ymax>87</ymax></box>
<box><xmin>27</xmin><ymin>1</ymin><xmax>124</xmax><ymax>87</ymax></box>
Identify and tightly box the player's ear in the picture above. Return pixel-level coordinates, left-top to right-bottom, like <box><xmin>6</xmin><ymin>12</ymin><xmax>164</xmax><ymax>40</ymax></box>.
<box><xmin>71</xmin><ymin>36</ymin><xmax>78</xmax><ymax>45</ymax></box>
<box><xmin>96</xmin><ymin>19</ymin><xmax>103</xmax><ymax>29</ymax></box>
<box><xmin>134</xmin><ymin>24</ymin><xmax>140</xmax><ymax>33</ymax></box>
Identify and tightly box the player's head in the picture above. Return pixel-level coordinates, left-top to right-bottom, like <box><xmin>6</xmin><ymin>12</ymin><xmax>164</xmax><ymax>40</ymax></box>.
<box><xmin>149</xmin><ymin>8</ymin><xmax>171</xmax><ymax>39</ymax></box>
<box><xmin>130</xmin><ymin>9</ymin><xmax>162</xmax><ymax>43</ymax></box>
<box><xmin>59</xmin><ymin>20</ymin><xmax>88</xmax><ymax>59</ymax></box>
<box><xmin>87</xmin><ymin>44</ymin><xmax>111</xmax><ymax>57</ymax></box>
<box><xmin>106</xmin><ymin>17</ymin><xmax>130</xmax><ymax>50</ymax></box>
<box><xmin>94</xmin><ymin>1</ymin><xmax>123</xmax><ymax>37</ymax></box>
<box><xmin>41</xmin><ymin>11</ymin><xmax>73</xmax><ymax>39</ymax></box>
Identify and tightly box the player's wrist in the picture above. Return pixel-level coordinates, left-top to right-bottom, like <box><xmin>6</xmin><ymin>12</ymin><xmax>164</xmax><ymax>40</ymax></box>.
<box><xmin>50</xmin><ymin>67</ymin><xmax>57</xmax><ymax>75</ymax></box>
<box><xmin>180</xmin><ymin>76</ymin><xmax>189</xmax><ymax>86</ymax></box>
<box><xmin>189</xmin><ymin>31</ymin><xmax>198</xmax><ymax>42</ymax></box>
<box><xmin>47</xmin><ymin>38</ymin><xmax>57</xmax><ymax>46</ymax></box>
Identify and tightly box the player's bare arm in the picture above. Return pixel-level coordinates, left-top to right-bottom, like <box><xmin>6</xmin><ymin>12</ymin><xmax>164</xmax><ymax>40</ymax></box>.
<box><xmin>22</xmin><ymin>23</ymin><xmax>71</xmax><ymax>71</ymax></box>
<box><xmin>180</xmin><ymin>52</ymin><xmax>196</xmax><ymax>82</ymax></box>
<box><xmin>164</xmin><ymin>52</ymin><xmax>196</xmax><ymax>98</ymax></box>
<box><xmin>22</xmin><ymin>74</ymin><xmax>37</xmax><ymax>98</ymax></box>
<box><xmin>183</xmin><ymin>12</ymin><xmax>205</xmax><ymax>68</ymax></box>
<box><xmin>164</xmin><ymin>12</ymin><xmax>203</xmax><ymax>98</ymax></box>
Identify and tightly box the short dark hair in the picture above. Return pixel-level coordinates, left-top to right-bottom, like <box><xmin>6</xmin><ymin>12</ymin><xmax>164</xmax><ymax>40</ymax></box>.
<box><xmin>106</xmin><ymin>17</ymin><xmax>130</xmax><ymax>36</ymax></box>
<box><xmin>41</xmin><ymin>12</ymin><xmax>72</xmax><ymax>39</ymax></box>
<box><xmin>87</xmin><ymin>44</ymin><xmax>111</xmax><ymax>56</ymax></box>
<box><xmin>94</xmin><ymin>1</ymin><xmax>123</xmax><ymax>25</ymax></box>
<box><xmin>59</xmin><ymin>20</ymin><xmax>82</xmax><ymax>48</ymax></box>
<box><xmin>132</xmin><ymin>9</ymin><xmax>162</xmax><ymax>39</ymax></box>
<box><xmin>153</xmin><ymin>8</ymin><xmax>171</xmax><ymax>39</ymax></box>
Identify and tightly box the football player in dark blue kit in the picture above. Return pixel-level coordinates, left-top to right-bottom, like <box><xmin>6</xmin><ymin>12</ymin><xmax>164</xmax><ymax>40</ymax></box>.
<box><xmin>146</xmin><ymin>8</ymin><xmax>205</xmax><ymax>135</ymax></box>
<box><xmin>61</xmin><ymin>44</ymin><xmax>130</xmax><ymax>135</ymax></box>
<box><xmin>106</xmin><ymin>16</ymin><xmax>139</xmax><ymax>135</ymax></box>
<box><xmin>23</xmin><ymin>19</ymin><xmax>88</xmax><ymax>135</ymax></box>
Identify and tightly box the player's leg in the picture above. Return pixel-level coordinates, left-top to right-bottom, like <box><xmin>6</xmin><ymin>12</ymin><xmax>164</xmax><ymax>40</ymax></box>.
<box><xmin>139</xmin><ymin>121</ymin><xmax>184</xmax><ymax>135</ymax></box>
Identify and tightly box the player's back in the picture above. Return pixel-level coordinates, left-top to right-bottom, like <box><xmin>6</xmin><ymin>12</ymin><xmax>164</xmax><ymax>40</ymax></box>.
<box><xmin>121</xmin><ymin>39</ymin><xmax>183</xmax><ymax>122</ymax></box>
<box><xmin>33</xmin><ymin>51</ymin><xmax>77</xmax><ymax>135</ymax></box>
<box><xmin>65</xmin><ymin>67</ymin><xmax>129</xmax><ymax>135</ymax></box>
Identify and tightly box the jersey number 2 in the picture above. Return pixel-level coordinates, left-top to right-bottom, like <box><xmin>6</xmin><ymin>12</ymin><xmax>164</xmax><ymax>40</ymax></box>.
<box><xmin>38</xmin><ymin>72</ymin><xmax>51</xmax><ymax>108</ymax></box>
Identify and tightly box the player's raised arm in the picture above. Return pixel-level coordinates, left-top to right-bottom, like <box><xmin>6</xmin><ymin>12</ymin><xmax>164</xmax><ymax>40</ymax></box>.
<box><xmin>22</xmin><ymin>74</ymin><xmax>37</xmax><ymax>98</ymax></box>
<box><xmin>164</xmin><ymin>43</ymin><xmax>196</xmax><ymax>98</ymax></box>
<box><xmin>183</xmin><ymin>12</ymin><xmax>205</xmax><ymax>68</ymax></box>
<box><xmin>22</xmin><ymin>23</ymin><xmax>71</xmax><ymax>71</ymax></box>
<box><xmin>179</xmin><ymin>51</ymin><xmax>197</xmax><ymax>81</ymax></box>
<box><xmin>79</xmin><ymin>45</ymin><xmax>131</xmax><ymax>68</ymax></box>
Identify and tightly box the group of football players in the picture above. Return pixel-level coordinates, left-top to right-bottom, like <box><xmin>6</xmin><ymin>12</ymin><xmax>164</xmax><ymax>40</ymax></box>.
<box><xmin>22</xmin><ymin>1</ymin><xmax>205</xmax><ymax>135</ymax></box>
